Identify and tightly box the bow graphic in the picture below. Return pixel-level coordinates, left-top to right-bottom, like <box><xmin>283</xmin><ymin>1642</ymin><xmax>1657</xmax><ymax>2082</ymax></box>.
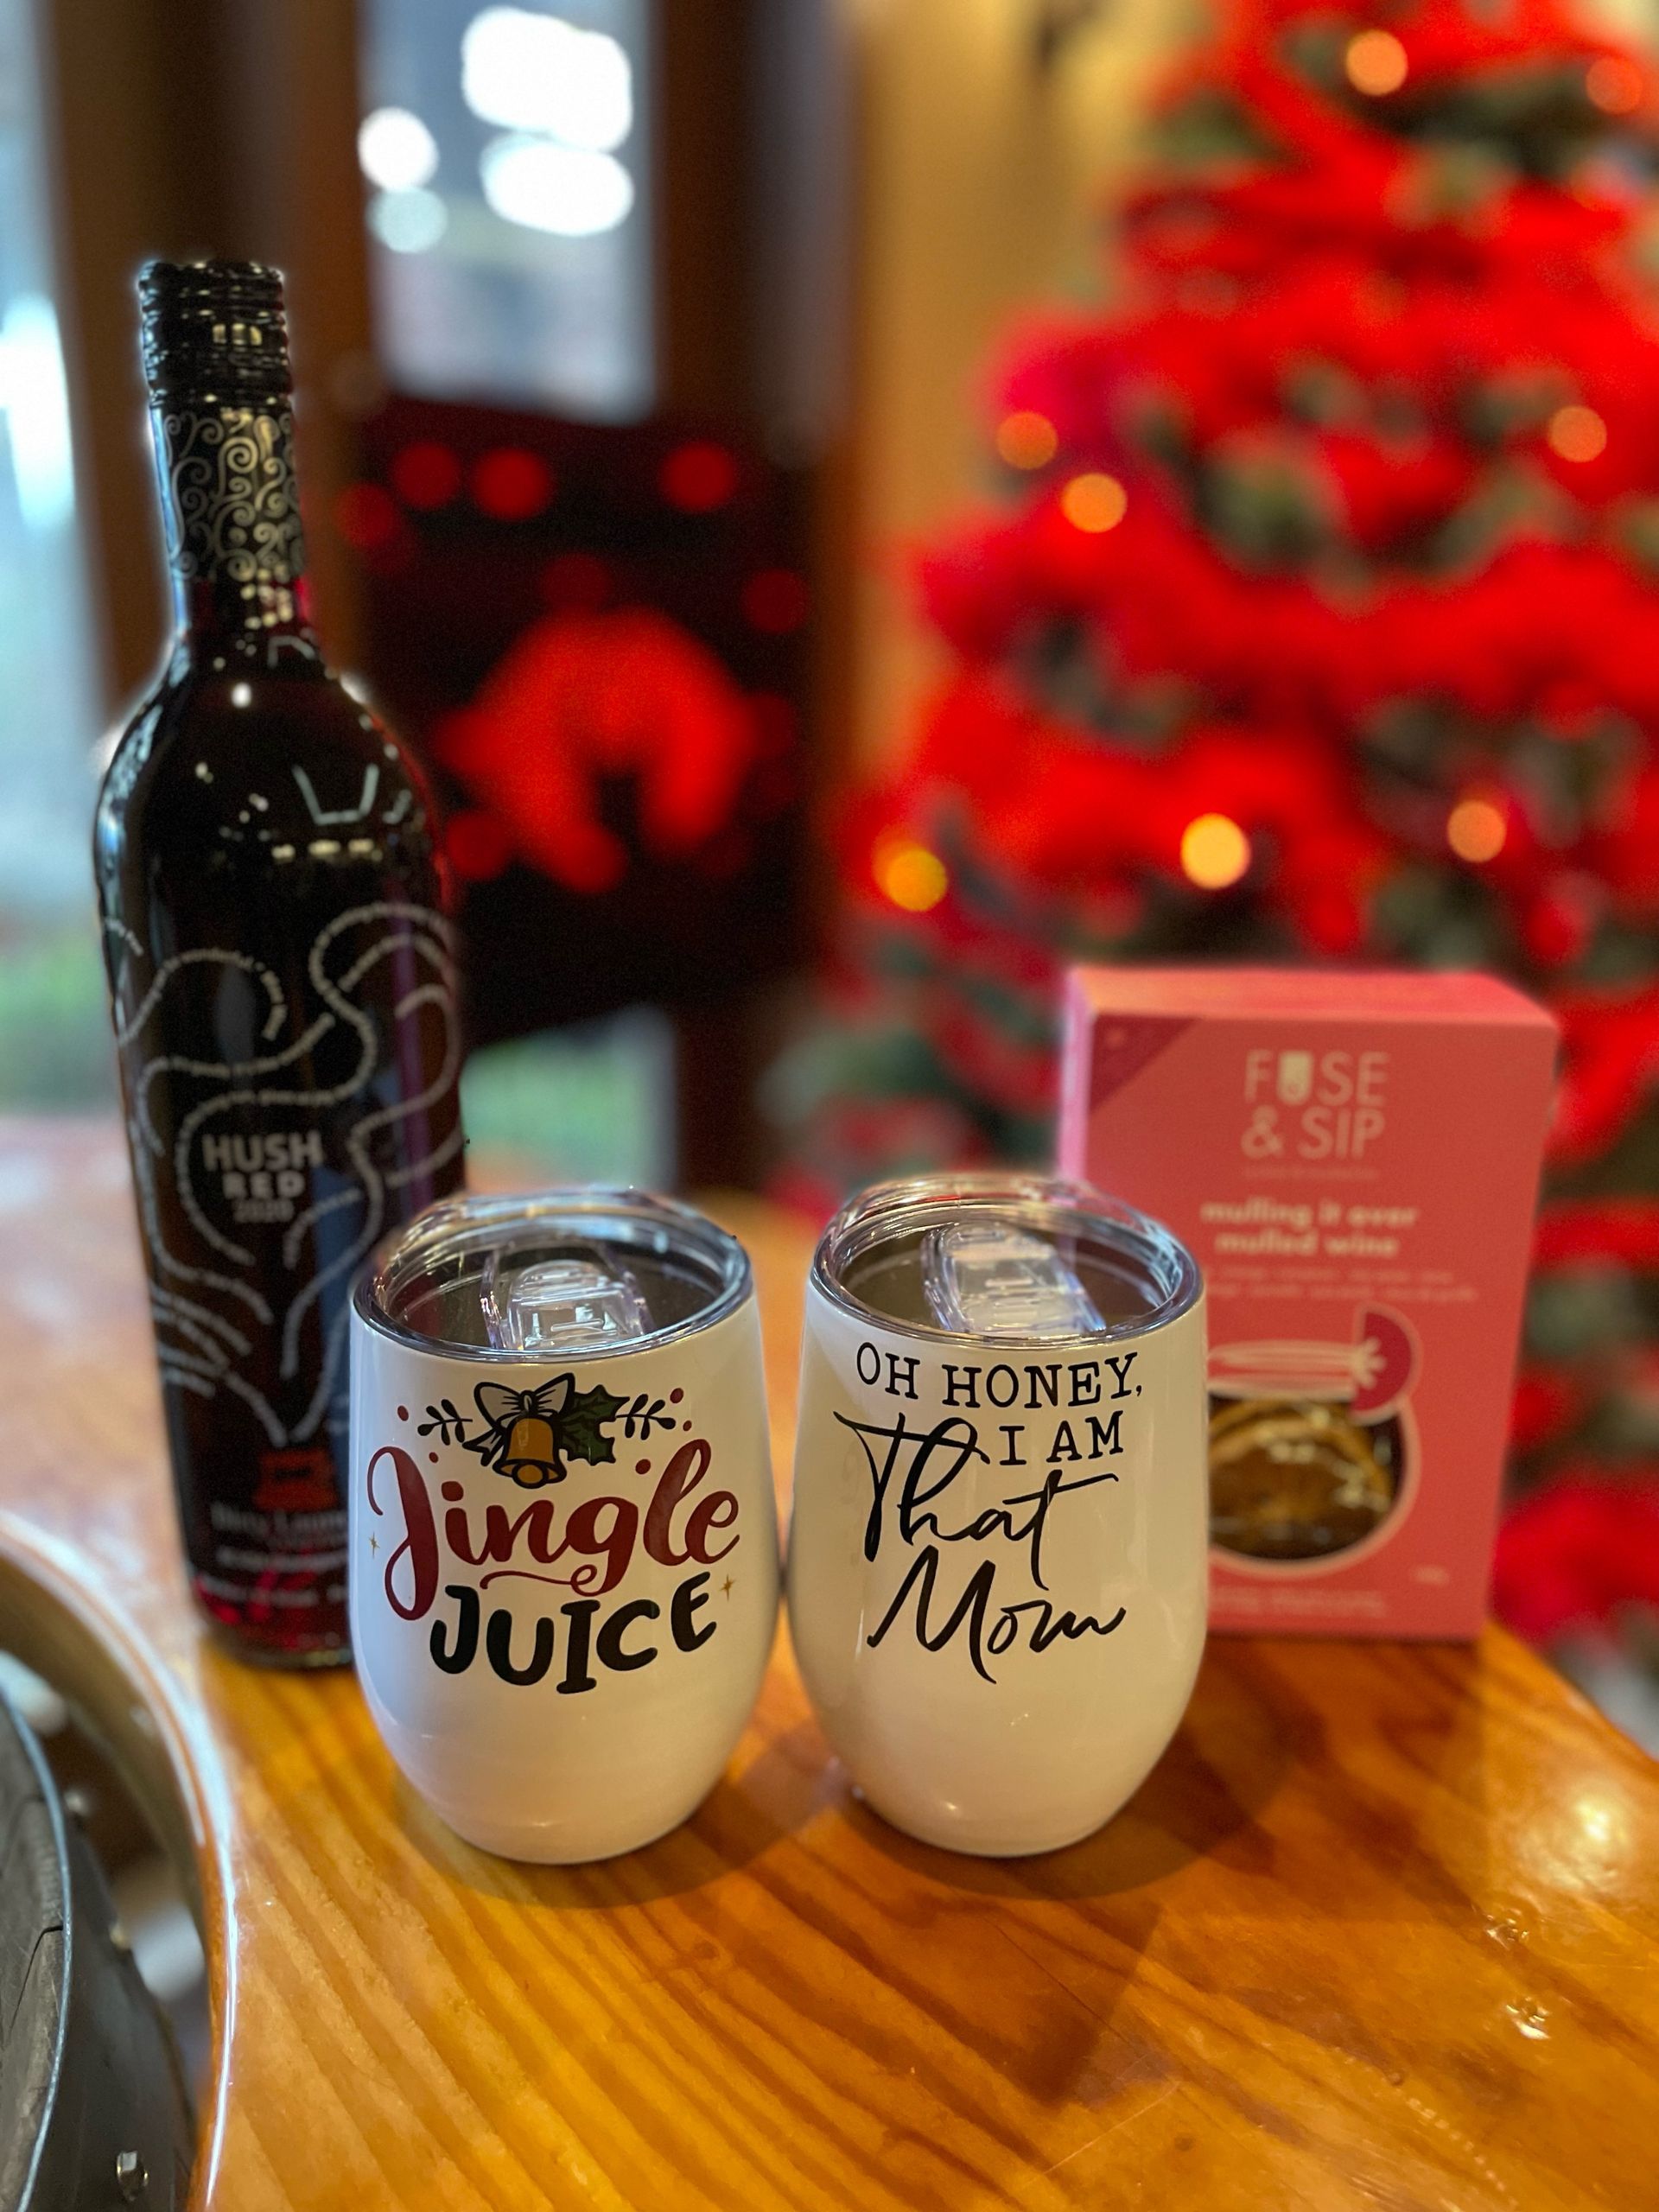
<box><xmin>464</xmin><ymin>1373</ymin><xmax>626</xmax><ymax>1487</ymax></box>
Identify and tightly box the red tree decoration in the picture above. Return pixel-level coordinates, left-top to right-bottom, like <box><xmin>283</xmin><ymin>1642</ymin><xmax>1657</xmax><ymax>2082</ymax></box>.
<box><xmin>790</xmin><ymin>0</ymin><xmax>1659</xmax><ymax>1675</ymax></box>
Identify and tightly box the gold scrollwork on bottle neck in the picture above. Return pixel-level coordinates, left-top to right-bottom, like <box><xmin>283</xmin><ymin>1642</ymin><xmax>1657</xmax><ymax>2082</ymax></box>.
<box><xmin>156</xmin><ymin>403</ymin><xmax>308</xmax><ymax>617</ymax></box>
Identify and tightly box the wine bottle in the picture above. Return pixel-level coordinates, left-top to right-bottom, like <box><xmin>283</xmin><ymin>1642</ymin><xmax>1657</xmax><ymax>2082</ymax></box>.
<box><xmin>93</xmin><ymin>260</ymin><xmax>466</xmax><ymax>1666</ymax></box>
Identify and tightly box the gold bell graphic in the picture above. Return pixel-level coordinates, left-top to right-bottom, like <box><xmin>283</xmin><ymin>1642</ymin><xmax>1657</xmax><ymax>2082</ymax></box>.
<box><xmin>474</xmin><ymin>1376</ymin><xmax>574</xmax><ymax>1487</ymax></box>
<box><xmin>501</xmin><ymin>1412</ymin><xmax>563</xmax><ymax>1486</ymax></box>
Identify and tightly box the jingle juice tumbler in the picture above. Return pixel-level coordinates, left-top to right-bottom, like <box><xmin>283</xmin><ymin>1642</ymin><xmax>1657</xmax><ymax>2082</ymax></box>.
<box><xmin>351</xmin><ymin>1192</ymin><xmax>779</xmax><ymax>1861</ymax></box>
<box><xmin>787</xmin><ymin>1173</ymin><xmax>1207</xmax><ymax>1857</ymax></box>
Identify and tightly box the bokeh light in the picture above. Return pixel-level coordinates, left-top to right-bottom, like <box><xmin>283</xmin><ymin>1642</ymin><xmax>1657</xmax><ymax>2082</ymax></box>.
<box><xmin>1586</xmin><ymin>56</ymin><xmax>1643</xmax><ymax>115</ymax></box>
<box><xmin>480</xmin><ymin>137</ymin><xmax>634</xmax><ymax>238</ymax></box>
<box><xmin>1059</xmin><ymin>473</ymin><xmax>1128</xmax><ymax>533</ymax></box>
<box><xmin>660</xmin><ymin>441</ymin><xmax>739</xmax><ymax>512</ymax></box>
<box><xmin>391</xmin><ymin>441</ymin><xmax>462</xmax><ymax>510</ymax></box>
<box><xmin>358</xmin><ymin>108</ymin><xmax>439</xmax><ymax>193</ymax></box>
<box><xmin>366</xmin><ymin>188</ymin><xmax>448</xmax><ymax>256</ymax></box>
<box><xmin>1180</xmin><ymin>812</ymin><xmax>1251</xmax><ymax>889</ymax></box>
<box><xmin>1345</xmin><ymin>29</ymin><xmax>1408</xmax><ymax>95</ymax></box>
<box><xmin>470</xmin><ymin>447</ymin><xmax>554</xmax><ymax>519</ymax></box>
<box><xmin>874</xmin><ymin>833</ymin><xmax>949</xmax><ymax>912</ymax></box>
<box><xmin>1547</xmin><ymin>404</ymin><xmax>1608</xmax><ymax>462</ymax></box>
<box><xmin>996</xmin><ymin>411</ymin><xmax>1058</xmax><ymax>470</ymax></box>
<box><xmin>462</xmin><ymin>8</ymin><xmax>633</xmax><ymax>151</ymax></box>
<box><xmin>1447</xmin><ymin>796</ymin><xmax>1507</xmax><ymax>863</ymax></box>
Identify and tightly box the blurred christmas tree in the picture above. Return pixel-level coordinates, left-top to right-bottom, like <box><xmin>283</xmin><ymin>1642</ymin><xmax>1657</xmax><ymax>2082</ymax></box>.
<box><xmin>782</xmin><ymin>0</ymin><xmax>1659</xmax><ymax>1683</ymax></box>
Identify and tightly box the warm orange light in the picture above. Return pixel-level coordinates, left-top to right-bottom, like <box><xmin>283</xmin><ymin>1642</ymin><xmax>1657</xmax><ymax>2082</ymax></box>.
<box><xmin>995</xmin><ymin>410</ymin><xmax>1058</xmax><ymax>470</ymax></box>
<box><xmin>1547</xmin><ymin>403</ymin><xmax>1608</xmax><ymax>463</ymax></box>
<box><xmin>1059</xmin><ymin>472</ymin><xmax>1128</xmax><ymax>533</ymax></box>
<box><xmin>1586</xmin><ymin>55</ymin><xmax>1643</xmax><ymax>115</ymax></box>
<box><xmin>1345</xmin><ymin>29</ymin><xmax>1408</xmax><ymax>95</ymax></box>
<box><xmin>1446</xmin><ymin>797</ymin><xmax>1507</xmax><ymax>864</ymax></box>
<box><xmin>874</xmin><ymin>834</ymin><xmax>949</xmax><ymax>912</ymax></box>
<box><xmin>1180</xmin><ymin>813</ymin><xmax>1251</xmax><ymax>890</ymax></box>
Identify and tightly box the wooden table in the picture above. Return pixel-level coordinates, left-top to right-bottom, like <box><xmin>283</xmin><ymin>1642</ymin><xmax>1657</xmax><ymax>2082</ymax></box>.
<box><xmin>2</xmin><ymin>1120</ymin><xmax>1656</xmax><ymax>2210</ymax></box>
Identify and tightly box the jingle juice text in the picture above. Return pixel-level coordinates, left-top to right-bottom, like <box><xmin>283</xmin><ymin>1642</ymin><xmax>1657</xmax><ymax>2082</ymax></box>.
<box><xmin>365</xmin><ymin>1436</ymin><xmax>741</xmax><ymax>1694</ymax></box>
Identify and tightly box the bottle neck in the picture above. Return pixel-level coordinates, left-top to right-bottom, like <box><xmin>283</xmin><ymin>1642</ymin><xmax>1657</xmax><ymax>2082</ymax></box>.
<box><xmin>149</xmin><ymin>394</ymin><xmax>318</xmax><ymax>649</ymax></box>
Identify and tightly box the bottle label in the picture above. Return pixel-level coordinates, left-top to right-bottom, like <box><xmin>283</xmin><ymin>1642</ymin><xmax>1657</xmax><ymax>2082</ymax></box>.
<box><xmin>110</xmin><ymin>900</ymin><xmax>463</xmax><ymax>1630</ymax></box>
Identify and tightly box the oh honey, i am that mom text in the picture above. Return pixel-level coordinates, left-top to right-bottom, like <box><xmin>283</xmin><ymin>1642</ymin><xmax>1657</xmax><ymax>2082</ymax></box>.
<box><xmin>837</xmin><ymin>1343</ymin><xmax>1142</xmax><ymax>1683</ymax></box>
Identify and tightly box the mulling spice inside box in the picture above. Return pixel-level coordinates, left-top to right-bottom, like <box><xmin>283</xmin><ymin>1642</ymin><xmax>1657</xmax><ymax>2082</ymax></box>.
<box><xmin>1059</xmin><ymin>968</ymin><xmax>1558</xmax><ymax>1637</ymax></box>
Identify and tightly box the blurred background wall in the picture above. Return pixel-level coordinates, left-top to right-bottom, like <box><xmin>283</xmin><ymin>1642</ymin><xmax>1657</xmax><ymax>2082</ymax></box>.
<box><xmin>845</xmin><ymin>0</ymin><xmax>1184</xmax><ymax>769</ymax></box>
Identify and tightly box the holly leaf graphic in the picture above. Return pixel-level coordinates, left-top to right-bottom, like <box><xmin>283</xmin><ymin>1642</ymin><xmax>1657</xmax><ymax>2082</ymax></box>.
<box><xmin>557</xmin><ymin>1380</ymin><xmax>628</xmax><ymax>1468</ymax></box>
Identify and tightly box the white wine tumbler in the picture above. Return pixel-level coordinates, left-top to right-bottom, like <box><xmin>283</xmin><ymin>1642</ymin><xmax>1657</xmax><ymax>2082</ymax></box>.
<box><xmin>787</xmin><ymin>1173</ymin><xmax>1207</xmax><ymax>1857</ymax></box>
<box><xmin>351</xmin><ymin>1191</ymin><xmax>779</xmax><ymax>1862</ymax></box>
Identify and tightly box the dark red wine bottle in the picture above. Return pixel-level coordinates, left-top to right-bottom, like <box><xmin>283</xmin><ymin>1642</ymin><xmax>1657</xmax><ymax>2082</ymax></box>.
<box><xmin>94</xmin><ymin>260</ymin><xmax>465</xmax><ymax>1666</ymax></box>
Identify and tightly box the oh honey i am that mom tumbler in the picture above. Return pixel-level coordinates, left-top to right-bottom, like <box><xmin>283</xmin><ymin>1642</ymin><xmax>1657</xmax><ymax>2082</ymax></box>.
<box><xmin>788</xmin><ymin>1174</ymin><xmax>1207</xmax><ymax>1858</ymax></box>
<box><xmin>351</xmin><ymin>1192</ymin><xmax>779</xmax><ymax>1862</ymax></box>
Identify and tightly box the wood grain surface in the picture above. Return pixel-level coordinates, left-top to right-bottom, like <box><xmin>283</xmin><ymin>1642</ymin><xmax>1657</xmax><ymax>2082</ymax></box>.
<box><xmin>1</xmin><ymin>1118</ymin><xmax>1656</xmax><ymax>2210</ymax></box>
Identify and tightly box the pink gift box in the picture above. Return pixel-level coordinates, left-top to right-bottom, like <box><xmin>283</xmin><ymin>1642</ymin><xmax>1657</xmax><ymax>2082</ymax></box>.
<box><xmin>1059</xmin><ymin>967</ymin><xmax>1558</xmax><ymax>1638</ymax></box>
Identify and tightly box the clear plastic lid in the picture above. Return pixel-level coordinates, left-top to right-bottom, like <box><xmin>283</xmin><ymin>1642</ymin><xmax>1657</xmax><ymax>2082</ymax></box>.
<box><xmin>355</xmin><ymin>1191</ymin><xmax>751</xmax><ymax>1361</ymax></box>
<box><xmin>813</xmin><ymin>1173</ymin><xmax>1200</xmax><ymax>1346</ymax></box>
